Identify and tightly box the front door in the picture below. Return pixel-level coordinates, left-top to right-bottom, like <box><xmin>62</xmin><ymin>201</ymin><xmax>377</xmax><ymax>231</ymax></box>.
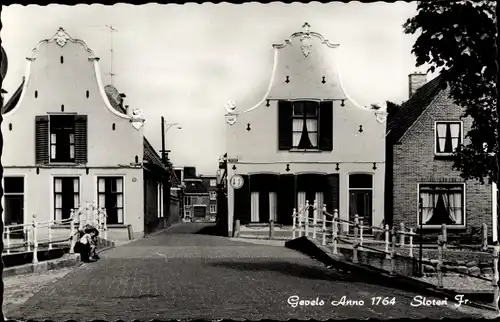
<box><xmin>349</xmin><ymin>190</ymin><xmax>373</xmax><ymax>234</ymax></box>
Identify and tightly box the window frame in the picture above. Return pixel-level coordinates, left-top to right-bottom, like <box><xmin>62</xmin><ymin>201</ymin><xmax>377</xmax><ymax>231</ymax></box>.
<box><xmin>97</xmin><ymin>176</ymin><xmax>125</xmax><ymax>225</ymax></box>
<box><xmin>49</xmin><ymin>115</ymin><xmax>76</xmax><ymax>163</ymax></box>
<box><xmin>210</xmin><ymin>204</ymin><xmax>217</xmax><ymax>214</ymax></box>
<box><xmin>210</xmin><ymin>179</ymin><xmax>216</xmax><ymax>187</ymax></box>
<box><xmin>434</xmin><ymin>121</ymin><xmax>463</xmax><ymax>156</ymax></box>
<box><xmin>291</xmin><ymin>101</ymin><xmax>320</xmax><ymax>151</ymax></box>
<box><xmin>209</xmin><ymin>191</ymin><xmax>217</xmax><ymax>200</ymax></box>
<box><xmin>2</xmin><ymin>176</ymin><xmax>26</xmax><ymax>226</ymax></box>
<box><xmin>184</xmin><ymin>196</ymin><xmax>191</xmax><ymax>206</ymax></box>
<box><xmin>53</xmin><ymin>176</ymin><xmax>80</xmax><ymax>221</ymax></box>
<box><xmin>416</xmin><ymin>182</ymin><xmax>466</xmax><ymax>229</ymax></box>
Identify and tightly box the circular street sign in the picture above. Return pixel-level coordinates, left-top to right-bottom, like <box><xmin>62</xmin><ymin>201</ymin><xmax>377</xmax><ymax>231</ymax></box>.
<box><xmin>229</xmin><ymin>174</ymin><xmax>244</xmax><ymax>189</ymax></box>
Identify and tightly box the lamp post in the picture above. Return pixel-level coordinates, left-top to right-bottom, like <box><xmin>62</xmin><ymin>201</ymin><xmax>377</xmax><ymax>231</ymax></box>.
<box><xmin>160</xmin><ymin>117</ymin><xmax>182</xmax><ymax>163</ymax></box>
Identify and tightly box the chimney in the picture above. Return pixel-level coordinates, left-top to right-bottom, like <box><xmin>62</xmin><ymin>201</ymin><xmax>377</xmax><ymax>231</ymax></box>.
<box><xmin>408</xmin><ymin>72</ymin><xmax>427</xmax><ymax>98</ymax></box>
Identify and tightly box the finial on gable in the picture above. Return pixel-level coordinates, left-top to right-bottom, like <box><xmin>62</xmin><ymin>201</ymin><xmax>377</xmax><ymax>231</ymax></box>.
<box><xmin>302</xmin><ymin>22</ymin><xmax>311</xmax><ymax>34</ymax></box>
<box><xmin>53</xmin><ymin>27</ymin><xmax>71</xmax><ymax>47</ymax></box>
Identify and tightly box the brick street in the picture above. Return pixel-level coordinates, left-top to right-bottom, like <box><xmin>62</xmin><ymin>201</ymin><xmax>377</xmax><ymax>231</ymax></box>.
<box><xmin>4</xmin><ymin>223</ymin><xmax>489</xmax><ymax>320</ymax></box>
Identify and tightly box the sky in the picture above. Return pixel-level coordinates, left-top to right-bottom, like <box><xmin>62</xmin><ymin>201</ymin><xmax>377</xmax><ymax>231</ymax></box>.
<box><xmin>1</xmin><ymin>2</ymin><xmax>433</xmax><ymax>175</ymax></box>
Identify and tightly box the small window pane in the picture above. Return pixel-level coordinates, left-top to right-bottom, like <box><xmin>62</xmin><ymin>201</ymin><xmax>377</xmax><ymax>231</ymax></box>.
<box><xmin>4</xmin><ymin>177</ymin><xmax>24</xmax><ymax>193</ymax></box>
<box><xmin>349</xmin><ymin>174</ymin><xmax>373</xmax><ymax>189</ymax></box>
<box><xmin>51</xmin><ymin>133</ymin><xmax>57</xmax><ymax>143</ymax></box>
<box><xmin>116</xmin><ymin>178</ymin><xmax>123</xmax><ymax>193</ymax></box>
<box><xmin>98</xmin><ymin>179</ymin><xmax>105</xmax><ymax>192</ymax></box>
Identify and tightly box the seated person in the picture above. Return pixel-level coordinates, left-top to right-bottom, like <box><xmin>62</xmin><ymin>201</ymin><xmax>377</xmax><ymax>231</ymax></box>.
<box><xmin>74</xmin><ymin>228</ymin><xmax>98</xmax><ymax>262</ymax></box>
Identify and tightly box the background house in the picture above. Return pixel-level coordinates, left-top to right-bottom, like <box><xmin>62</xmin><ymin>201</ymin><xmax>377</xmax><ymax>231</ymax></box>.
<box><xmin>385</xmin><ymin>73</ymin><xmax>494</xmax><ymax>242</ymax></box>
<box><xmin>0</xmin><ymin>27</ymin><xmax>177</xmax><ymax>241</ymax></box>
<box><xmin>200</xmin><ymin>174</ymin><xmax>218</xmax><ymax>221</ymax></box>
<box><xmin>224</xmin><ymin>23</ymin><xmax>388</xmax><ymax>237</ymax></box>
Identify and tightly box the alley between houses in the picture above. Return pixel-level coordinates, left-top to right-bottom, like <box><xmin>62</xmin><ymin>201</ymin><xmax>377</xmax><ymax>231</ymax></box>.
<box><xmin>3</xmin><ymin>223</ymin><xmax>487</xmax><ymax>320</ymax></box>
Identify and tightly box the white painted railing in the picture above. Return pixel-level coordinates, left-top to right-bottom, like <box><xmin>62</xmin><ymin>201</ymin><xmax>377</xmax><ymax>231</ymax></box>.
<box><xmin>292</xmin><ymin>199</ymin><xmax>500</xmax><ymax>312</ymax></box>
<box><xmin>3</xmin><ymin>201</ymin><xmax>108</xmax><ymax>262</ymax></box>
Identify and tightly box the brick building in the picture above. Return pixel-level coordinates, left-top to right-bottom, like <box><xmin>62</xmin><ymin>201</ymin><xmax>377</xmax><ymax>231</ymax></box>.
<box><xmin>386</xmin><ymin>73</ymin><xmax>495</xmax><ymax>242</ymax></box>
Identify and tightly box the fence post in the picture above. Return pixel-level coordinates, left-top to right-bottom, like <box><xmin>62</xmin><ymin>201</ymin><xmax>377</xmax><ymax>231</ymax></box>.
<box><xmin>441</xmin><ymin>224</ymin><xmax>447</xmax><ymax>250</ymax></box>
<box><xmin>359</xmin><ymin>220</ymin><xmax>364</xmax><ymax>248</ymax></box>
<box><xmin>390</xmin><ymin>225</ymin><xmax>396</xmax><ymax>275</ymax></box>
<box><xmin>482</xmin><ymin>223</ymin><xmax>488</xmax><ymax>252</ymax></box>
<box><xmin>312</xmin><ymin>200</ymin><xmax>317</xmax><ymax>239</ymax></box>
<box><xmin>385</xmin><ymin>224</ymin><xmax>390</xmax><ymax>259</ymax></box>
<box><xmin>409</xmin><ymin>228</ymin><xmax>414</xmax><ymax>258</ymax></box>
<box><xmin>399</xmin><ymin>223</ymin><xmax>405</xmax><ymax>247</ymax></box>
<box><xmin>269</xmin><ymin>220</ymin><xmax>274</xmax><ymax>239</ymax></box>
<box><xmin>26</xmin><ymin>226</ymin><xmax>31</xmax><ymax>252</ymax></box>
<box><xmin>437</xmin><ymin>235</ymin><xmax>444</xmax><ymax>289</ymax></box>
<box><xmin>48</xmin><ymin>222</ymin><xmax>53</xmax><ymax>250</ymax></box>
<box><xmin>234</xmin><ymin>219</ymin><xmax>240</xmax><ymax>238</ymax></box>
<box><xmin>78</xmin><ymin>206</ymin><xmax>83</xmax><ymax>231</ymax></box>
<box><xmin>298</xmin><ymin>208</ymin><xmax>303</xmax><ymax>237</ymax></box>
<box><xmin>292</xmin><ymin>208</ymin><xmax>297</xmax><ymax>239</ymax></box>
<box><xmin>305</xmin><ymin>200</ymin><xmax>310</xmax><ymax>237</ymax></box>
<box><xmin>70</xmin><ymin>209</ymin><xmax>76</xmax><ymax>254</ymax></box>
<box><xmin>332</xmin><ymin>210</ymin><xmax>338</xmax><ymax>254</ymax></box>
<box><xmin>322</xmin><ymin>205</ymin><xmax>327</xmax><ymax>246</ymax></box>
<box><xmin>353</xmin><ymin>214</ymin><xmax>359</xmax><ymax>264</ymax></box>
<box><xmin>6</xmin><ymin>226</ymin><xmax>11</xmax><ymax>255</ymax></box>
<box><xmin>492</xmin><ymin>244</ymin><xmax>500</xmax><ymax>311</ymax></box>
<box><xmin>32</xmin><ymin>214</ymin><xmax>39</xmax><ymax>264</ymax></box>
<box><xmin>103</xmin><ymin>208</ymin><xmax>108</xmax><ymax>240</ymax></box>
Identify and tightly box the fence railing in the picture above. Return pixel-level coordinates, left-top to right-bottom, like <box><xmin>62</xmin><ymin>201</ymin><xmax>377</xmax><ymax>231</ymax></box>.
<box><xmin>2</xmin><ymin>201</ymin><xmax>108</xmax><ymax>263</ymax></box>
<box><xmin>292</xmin><ymin>199</ymin><xmax>500</xmax><ymax>312</ymax></box>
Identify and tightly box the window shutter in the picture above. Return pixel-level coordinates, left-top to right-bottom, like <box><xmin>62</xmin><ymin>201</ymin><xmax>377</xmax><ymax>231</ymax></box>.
<box><xmin>319</xmin><ymin>101</ymin><xmax>333</xmax><ymax>151</ymax></box>
<box><xmin>234</xmin><ymin>174</ymin><xmax>251</xmax><ymax>225</ymax></box>
<box><xmin>278</xmin><ymin>100</ymin><xmax>293</xmax><ymax>150</ymax></box>
<box><xmin>324</xmin><ymin>174</ymin><xmax>340</xmax><ymax>214</ymax></box>
<box><xmin>277</xmin><ymin>174</ymin><xmax>295</xmax><ymax>225</ymax></box>
<box><xmin>74</xmin><ymin>115</ymin><xmax>88</xmax><ymax>164</ymax></box>
<box><xmin>35</xmin><ymin>115</ymin><xmax>49</xmax><ymax>164</ymax></box>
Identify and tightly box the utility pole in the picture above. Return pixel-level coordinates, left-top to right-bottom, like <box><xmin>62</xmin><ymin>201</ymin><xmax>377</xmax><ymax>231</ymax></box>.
<box><xmin>161</xmin><ymin>116</ymin><xmax>166</xmax><ymax>164</ymax></box>
<box><xmin>105</xmin><ymin>25</ymin><xmax>118</xmax><ymax>85</ymax></box>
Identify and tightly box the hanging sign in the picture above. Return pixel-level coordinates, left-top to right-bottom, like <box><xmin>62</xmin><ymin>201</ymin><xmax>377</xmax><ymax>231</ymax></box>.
<box><xmin>229</xmin><ymin>174</ymin><xmax>244</xmax><ymax>189</ymax></box>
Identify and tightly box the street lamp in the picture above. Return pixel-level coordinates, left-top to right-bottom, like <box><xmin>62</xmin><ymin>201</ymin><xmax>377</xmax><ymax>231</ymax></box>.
<box><xmin>160</xmin><ymin>117</ymin><xmax>182</xmax><ymax>163</ymax></box>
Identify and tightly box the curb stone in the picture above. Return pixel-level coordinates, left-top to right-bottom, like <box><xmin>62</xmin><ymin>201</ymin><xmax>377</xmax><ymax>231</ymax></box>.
<box><xmin>3</xmin><ymin>253</ymin><xmax>82</xmax><ymax>278</ymax></box>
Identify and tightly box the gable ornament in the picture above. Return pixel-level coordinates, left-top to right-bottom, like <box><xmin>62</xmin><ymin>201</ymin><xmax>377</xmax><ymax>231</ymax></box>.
<box><xmin>300</xmin><ymin>22</ymin><xmax>313</xmax><ymax>58</ymax></box>
<box><xmin>375</xmin><ymin>111</ymin><xmax>388</xmax><ymax>124</ymax></box>
<box><xmin>53</xmin><ymin>27</ymin><xmax>71</xmax><ymax>47</ymax></box>
<box><xmin>130</xmin><ymin>108</ymin><xmax>145</xmax><ymax>130</ymax></box>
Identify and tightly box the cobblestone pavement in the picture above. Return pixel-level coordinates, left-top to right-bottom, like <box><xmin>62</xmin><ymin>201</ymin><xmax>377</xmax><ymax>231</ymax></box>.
<box><xmin>4</xmin><ymin>223</ymin><xmax>494</xmax><ymax>320</ymax></box>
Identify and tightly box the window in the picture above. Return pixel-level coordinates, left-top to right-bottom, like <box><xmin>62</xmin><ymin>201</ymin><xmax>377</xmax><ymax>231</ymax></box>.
<box><xmin>435</xmin><ymin>122</ymin><xmax>462</xmax><ymax>155</ymax></box>
<box><xmin>184</xmin><ymin>196</ymin><xmax>191</xmax><ymax>206</ymax></box>
<box><xmin>185</xmin><ymin>210</ymin><xmax>191</xmax><ymax>218</ymax></box>
<box><xmin>97</xmin><ymin>177</ymin><xmax>124</xmax><ymax>224</ymax></box>
<box><xmin>210</xmin><ymin>179</ymin><xmax>216</xmax><ymax>187</ymax></box>
<box><xmin>36</xmin><ymin>115</ymin><xmax>87</xmax><ymax>165</ymax></box>
<box><xmin>419</xmin><ymin>184</ymin><xmax>464</xmax><ymax>227</ymax></box>
<box><xmin>292</xmin><ymin>101</ymin><xmax>319</xmax><ymax>149</ymax></box>
<box><xmin>54</xmin><ymin>177</ymin><xmax>79</xmax><ymax>221</ymax></box>
<box><xmin>210</xmin><ymin>191</ymin><xmax>217</xmax><ymax>200</ymax></box>
<box><xmin>210</xmin><ymin>204</ymin><xmax>217</xmax><ymax>213</ymax></box>
<box><xmin>50</xmin><ymin>115</ymin><xmax>75</xmax><ymax>162</ymax></box>
<box><xmin>3</xmin><ymin>177</ymin><xmax>24</xmax><ymax>226</ymax></box>
<box><xmin>278</xmin><ymin>101</ymin><xmax>333</xmax><ymax>151</ymax></box>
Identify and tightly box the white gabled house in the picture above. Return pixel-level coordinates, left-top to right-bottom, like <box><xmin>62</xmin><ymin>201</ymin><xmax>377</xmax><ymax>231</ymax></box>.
<box><xmin>224</xmin><ymin>23</ymin><xmax>387</xmax><ymax>237</ymax></box>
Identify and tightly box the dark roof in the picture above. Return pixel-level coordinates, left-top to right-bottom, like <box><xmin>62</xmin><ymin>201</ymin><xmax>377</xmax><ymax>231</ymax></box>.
<box><xmin>387</xmin><ymin>75</ymin><xmax>447</xmax><ymax>144</ymax></box>
<box><xmin>2</xmin><ymin>78</ymin><xmax>24</xmax><ymax>114</ymax></box>
<box><xmin>184</xmin><ymin>180</ymin><xmax>208</xmax><ymax>194</ymax></box>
